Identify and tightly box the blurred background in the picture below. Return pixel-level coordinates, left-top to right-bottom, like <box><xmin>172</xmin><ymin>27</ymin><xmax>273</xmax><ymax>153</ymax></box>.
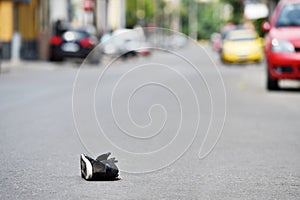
<box><xmin>1</xmin><ymin>1</ymin><xmax>300</xmax><ymax>199</ymax></box>
<box><xmin>0</xmin><ymin>0</ymin><xmax>279</xmax><ymax>62</ymax></box>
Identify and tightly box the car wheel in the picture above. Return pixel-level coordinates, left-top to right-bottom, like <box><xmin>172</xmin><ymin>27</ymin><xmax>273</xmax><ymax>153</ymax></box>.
<box><xmin>87</xmin><ymin>55</ymin><xmax>100</xmax><ymax>64</ymax></box>
<box><xmin>87</xmin><ymin>49</ymin><xmax>101</xmax><ymax>65</ymax></box>
<box><xmin>267</xmin><ymin>69</ymin><xmax>279</xmax><ymax>91</ymax></box>
<box><xmin>49</xmin><ymin>54</ymin><xmax>63</xmax><ymax>62</ymax></box>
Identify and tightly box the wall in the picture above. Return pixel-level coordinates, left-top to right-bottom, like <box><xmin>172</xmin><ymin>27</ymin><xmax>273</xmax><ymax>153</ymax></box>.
<box><xmin>0</xmin><ymin>1</ymin><xmax>13</xmax><ymax>59</ymax></box>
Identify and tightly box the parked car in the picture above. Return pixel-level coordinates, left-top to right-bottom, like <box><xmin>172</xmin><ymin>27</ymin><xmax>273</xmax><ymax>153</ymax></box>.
<box><xmin>49</xmin><ymin>28</ymin><xmax>100</xmax><ymax>63</ymax></box>
<box><xmin>0</xmin><ymin>42</ymin><xmax>2</xmax><ymax>73</ymax></box>
<box><xmin>216</xmin><ymin>23</ymin><xmax>237</xmax><ymax>54</ymax></box>
<box><xmin>221</xmin><ymin>28</ymin><xmax>264</xmax><ymax>64</ymax></box>
<box><xmin>263</xmin><ymin>0</ymin><xmax>300</xmax><ymax>90</ymax></box>
<box><xmin>101</xmin><ymin>28</ymin><xmax>151</xmax><ymax>58</ymax></box>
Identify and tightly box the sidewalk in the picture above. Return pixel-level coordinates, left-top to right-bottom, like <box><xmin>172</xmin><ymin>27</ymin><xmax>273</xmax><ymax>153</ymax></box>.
<box><xmin>0</xmin><ymin>60</ymin><xmax>79</xmax><ymax>74</ymax></box>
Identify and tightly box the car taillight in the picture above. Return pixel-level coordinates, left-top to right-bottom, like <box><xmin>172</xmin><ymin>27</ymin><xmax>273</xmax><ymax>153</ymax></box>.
<box><xmin>50</xmin><ymin>35</ymin><xmax>62</xmax><ymax>46</ymax></box>
<box><xmin>80</xmin><ymin>38</ymin><xmax>94</xmax><ymax>47</ymax></box>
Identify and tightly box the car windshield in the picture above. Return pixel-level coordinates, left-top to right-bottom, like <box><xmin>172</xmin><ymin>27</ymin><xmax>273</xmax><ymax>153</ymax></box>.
<box><xmin>276</xmin><ymin>3</ymin><xmax>300</xmax><ymax>27</ymax></box>
<box><xmin>225</xmin><ymin>29</ymin><xmax>257</xmax><ymax>41</ymax></box>
<box><xmin>62</xmin><ymin>30</ymin><xmax>89</xmax><ymax>41</ymax></box>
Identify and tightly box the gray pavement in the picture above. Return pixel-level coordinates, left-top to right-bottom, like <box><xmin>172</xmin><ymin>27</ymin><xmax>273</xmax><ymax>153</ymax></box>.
<box><xmin>0</xmin><ymin>45</ymin><xmax>299</xmax><ymax>199</ymax></box>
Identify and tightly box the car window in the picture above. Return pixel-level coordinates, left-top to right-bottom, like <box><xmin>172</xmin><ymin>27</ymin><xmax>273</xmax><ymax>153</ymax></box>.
<box><xmin>226</xmin><ymin>30</ymin><xmax>257</xmax><ymax>41</ymax></box>
<box><xmin>276</xmin><ymin>3</ymin><xmax>300</xmax><ymax>27</ymax></box>
<box><xmin>62</xmin><ymin>30</ymin><xmax>89</xmax><ymax>41</ymax></box>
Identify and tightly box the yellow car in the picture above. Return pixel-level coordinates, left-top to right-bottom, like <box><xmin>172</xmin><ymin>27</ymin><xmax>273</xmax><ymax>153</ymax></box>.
<box><xmin>221</xmin><ymin>29</ymin><xmax>264</xmax><ymax>63</ymax></box>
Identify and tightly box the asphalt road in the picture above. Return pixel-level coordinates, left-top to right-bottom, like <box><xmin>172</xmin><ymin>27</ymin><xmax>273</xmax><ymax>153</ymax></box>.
<box><xmin>0</xmin><ymin>44</ymin><xmax>299</xmax><ymax>199</ymax></box>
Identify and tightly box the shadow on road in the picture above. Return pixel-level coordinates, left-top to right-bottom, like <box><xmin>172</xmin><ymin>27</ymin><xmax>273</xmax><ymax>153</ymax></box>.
<box><xmin>272</xmin><ymin>88</ymin><xmax>300</xmax><ymax>93</ymax></box>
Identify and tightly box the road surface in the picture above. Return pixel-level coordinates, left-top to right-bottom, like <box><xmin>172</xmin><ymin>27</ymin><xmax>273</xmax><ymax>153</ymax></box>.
<box><xmin>0</xmin><ymin>44</ymin><xmax>299</xmax><ymax>199</ymax></box>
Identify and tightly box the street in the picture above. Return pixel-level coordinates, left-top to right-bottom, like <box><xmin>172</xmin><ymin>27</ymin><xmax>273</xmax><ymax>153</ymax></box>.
<box><xmin>0</xmin><ymin>44</ymin><xmax>300</xmax><ymax>199</ymax></box>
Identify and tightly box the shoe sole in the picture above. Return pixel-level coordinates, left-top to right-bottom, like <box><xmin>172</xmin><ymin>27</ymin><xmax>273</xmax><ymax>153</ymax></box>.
<box><xmin>80</xmin><ymin>154</ymin><xmax>93</xmax><ymax>180</ymax></box>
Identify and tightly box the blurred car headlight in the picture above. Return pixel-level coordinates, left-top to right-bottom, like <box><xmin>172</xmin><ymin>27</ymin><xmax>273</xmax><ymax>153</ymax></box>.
<box><xmin>222</xmin><ymin>44</ymin><xmax>233</xmax><ymax>54</ymax></box>
<box><xmin>271</xmin><ymin>39</ymin><xmax>295</xmax><ymax>53</ymax></box>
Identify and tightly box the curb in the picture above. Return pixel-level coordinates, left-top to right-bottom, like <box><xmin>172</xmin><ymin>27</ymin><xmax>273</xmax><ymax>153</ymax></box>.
<box><xmin>0</xmin><ymin>60</ymin><xmax>63</xmax><ymax>74</ymax></box>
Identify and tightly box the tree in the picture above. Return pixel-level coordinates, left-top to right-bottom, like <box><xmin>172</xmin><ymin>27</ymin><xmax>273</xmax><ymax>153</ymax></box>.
<box><xmin>126</xmin><ymin>0</ymin><xmax>137</xmax><ymax>28</ymax></box>
<box><xmin>221</xmin><ymin>0</ymin><xmax>244</xmax><ymax>24</ymax></box>
<box><xmin>180</xmin><ymin>0</ymin><xmax>223</xmax><ymax>39</ymax></box>
<box><xmin>126</xmin><ymin>0</ymin><xmax>159</xmax><ymax>28</ymax></box>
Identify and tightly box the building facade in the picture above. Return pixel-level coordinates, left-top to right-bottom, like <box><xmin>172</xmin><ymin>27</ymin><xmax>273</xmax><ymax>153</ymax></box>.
<box><xmin>0</xmin><ymin>0</ymin><xmax>125</xmax><ymax>61</ymax></box>
<box><xmin>0</xmin><ymin>0</ymin><xmax>46</xmax><ymax>60</ymax></box>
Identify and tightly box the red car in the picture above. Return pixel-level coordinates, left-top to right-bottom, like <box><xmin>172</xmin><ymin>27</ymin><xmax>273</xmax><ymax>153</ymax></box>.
<box><xmin>263</xmin><ymin>0</ymin><xmax>300</xmax><ymax>90</ymax></box>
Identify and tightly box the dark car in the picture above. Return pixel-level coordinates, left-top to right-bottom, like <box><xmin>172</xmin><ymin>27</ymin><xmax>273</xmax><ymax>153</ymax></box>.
<box><xmin>49</xmin><ymin>29</ymin><xmax>100</xmax><ymax>63</ymax></box>
<box><xmin>263</xmin><ymin>0</ymin><xmax>300</xmax><ymax>90</ymax></box>
<box><xmin>0</xmin><ymin>42</ymin><xmax>2</xmax><ymax>73</ymax></box>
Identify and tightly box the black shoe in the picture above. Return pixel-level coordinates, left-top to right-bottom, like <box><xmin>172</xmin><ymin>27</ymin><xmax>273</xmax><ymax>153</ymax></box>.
<box><xmin>80</xmin><ymin>153</ymin><xmax>119</xmax><ymax>181</ymax></box>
